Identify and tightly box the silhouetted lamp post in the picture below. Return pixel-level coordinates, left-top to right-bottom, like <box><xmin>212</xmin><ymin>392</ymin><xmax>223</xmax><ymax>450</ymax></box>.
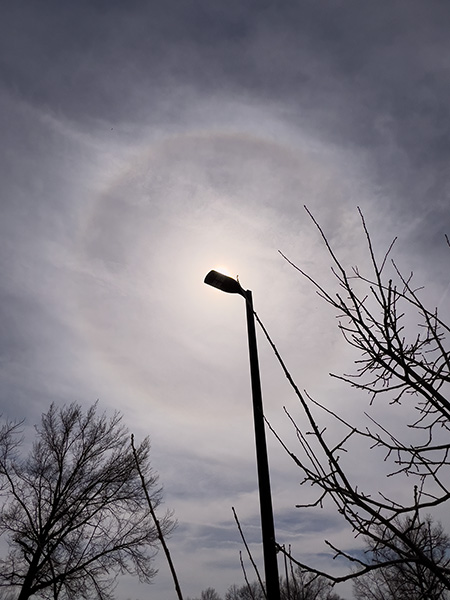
<box><xmin>204</xmin><ymin>270</ymin><xmax>281</xmax><ymax>600</ymax></box>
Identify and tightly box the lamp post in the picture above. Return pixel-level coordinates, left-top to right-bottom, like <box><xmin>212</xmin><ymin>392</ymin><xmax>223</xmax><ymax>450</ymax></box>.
<box><xmin>204</xmin><ymin>270</ymin><xmax>280</xmax><ymax>600</ymax></box>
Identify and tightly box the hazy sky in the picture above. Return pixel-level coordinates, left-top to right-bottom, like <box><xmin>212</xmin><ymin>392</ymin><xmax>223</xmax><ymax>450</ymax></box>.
<box><xmin>1</xmin><ymin>1</ymin><xmax>450</xmax><ymax>598</ymax></box>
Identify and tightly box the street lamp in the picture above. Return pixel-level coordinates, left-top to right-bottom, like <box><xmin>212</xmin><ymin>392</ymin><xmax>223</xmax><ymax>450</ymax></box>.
<box><xmin>204</xmin><ymin>270</ymin><xmax>281</xmax><ymax>600</ymax></box>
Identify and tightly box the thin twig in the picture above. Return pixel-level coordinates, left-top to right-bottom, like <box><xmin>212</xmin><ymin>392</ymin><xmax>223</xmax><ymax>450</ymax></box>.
<box><xmin>232</xmin><ymin>506</ymin><xmax>267</xmax><ymax>599</ymax></box>
<box><xmin>131</xmin><ymin>434</ymin><xmax>184</xmax><ymax>600</ymax></box>
<box><xmin>240</xmin><ymin>551</ymin><xmax>258</xmax><ymax>600</ymax></box>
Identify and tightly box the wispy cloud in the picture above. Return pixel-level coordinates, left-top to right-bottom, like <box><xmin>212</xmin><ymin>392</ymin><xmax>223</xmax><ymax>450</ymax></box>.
<box><xmin>1</xmin><ymin>1</ymin><xmax>449</xmax><ymax>598</ymax></box>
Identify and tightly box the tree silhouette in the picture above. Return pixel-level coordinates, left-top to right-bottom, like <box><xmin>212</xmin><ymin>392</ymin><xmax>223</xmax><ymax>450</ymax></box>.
<box><xmin>225</xmin><ymin>581</ymin><xmax>265</xmax><ymax>600</ymax></box>
<box><xmin>0</xmin><ymin>402</ymin><xmax>173</xmax><ymax>600</ymax></box>
<box><xmin>280</xmin><ymin>567</ymin><xmax>343</xmax><ymax>600</ymax></box>
<box><xmin>259</xmin><ymin>207</ymin><xmax>450</xmax><ymax>588</ymax></box>
<box><xmin>353</xmin><ymin>516</ymin><xmax>449</xmax><ymax>600</ymax></box>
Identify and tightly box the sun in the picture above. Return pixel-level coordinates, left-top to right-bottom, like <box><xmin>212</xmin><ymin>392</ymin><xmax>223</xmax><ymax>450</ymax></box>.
<box><xmin>213</xmin><ymin>265</ymin><xmax>235</xmax><ymax>278</ymax></box>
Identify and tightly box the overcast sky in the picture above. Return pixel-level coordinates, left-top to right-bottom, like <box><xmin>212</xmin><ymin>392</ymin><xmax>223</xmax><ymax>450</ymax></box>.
<box><xmin>1</xmin><ymin>1</ymin><xmax>450</xmax><ymax>598</ymax></box>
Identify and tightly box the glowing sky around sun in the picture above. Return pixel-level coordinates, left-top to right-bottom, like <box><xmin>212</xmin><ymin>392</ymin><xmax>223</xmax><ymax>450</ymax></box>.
<box><xmin>1</xmin><ymin>2</ymin><xmax>450</xmax><ymax>598</ymax></box>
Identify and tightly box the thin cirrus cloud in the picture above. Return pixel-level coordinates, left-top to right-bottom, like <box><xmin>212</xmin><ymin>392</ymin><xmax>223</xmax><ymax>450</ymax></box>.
<box><xmin>1</xmin><ymin>1</ymin><xmax>449</xmax><ymax>599</ymax></box>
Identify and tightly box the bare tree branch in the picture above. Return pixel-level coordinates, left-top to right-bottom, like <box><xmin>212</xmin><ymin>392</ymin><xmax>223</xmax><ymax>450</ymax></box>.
<box><xmin>261</xmin><ymin>208</ymin><xmax>450</xmax><ymax>589</ymax></box>
<box><xmin>131</xmin><ymin>433</ymin><xmax>182</xmax><ymax>600</ymax></box>
<box><xmin>0</xmin><ymin>402</ymin><xmax>173</xmax><ymax>600</ymax></box>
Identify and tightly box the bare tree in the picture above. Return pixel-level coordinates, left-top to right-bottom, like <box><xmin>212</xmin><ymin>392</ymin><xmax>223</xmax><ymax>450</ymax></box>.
<box><xmin>224</xmin><ymin>572</ymin><xmax>342</xmax><ymax>600</ymax></box>
<box><xmin>353</xmin><ymin>515</ymin><xmax>449</xmax><ymax>600</ymax></box>
<box><xmin>225</xmin><ymin>581</ymin><xmax>265</xmax><ymax>600</ymax></box>
<box><xmin>257</xmin><ymin>207</ymin><xmax>450</xmax><ymax>588</ymax></box>
<box><xmin>0</xmin><ymin>402</ymin><xmax>174</xmax><ymax>600</ymax></box>
<box><xmin>187</xmin><ymin>588</ymin><xmax>223</xmax><ymax>600</ymax></box>
<box><xmin>201</xmin><ymin>588</ymin><xmax>223</xmax><ymax>600</ymax></box>
<box><xmin>280</xmin><ymin>567</ymin><xmax>343</xmax><ymax>600</ymax></box>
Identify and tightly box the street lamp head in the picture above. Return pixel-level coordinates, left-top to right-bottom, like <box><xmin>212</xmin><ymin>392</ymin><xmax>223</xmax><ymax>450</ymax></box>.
<box><xmin>204</xmin><ymin>270</ymin><xmax>246</xmax><ymax>297</ymax></box>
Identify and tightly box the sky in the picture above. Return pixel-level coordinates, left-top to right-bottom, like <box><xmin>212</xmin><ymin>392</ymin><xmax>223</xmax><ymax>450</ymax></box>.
<box><xmin>1</xmin><ymin>1</ymin><xmax>450</xmax><ymax>598</ymax></box>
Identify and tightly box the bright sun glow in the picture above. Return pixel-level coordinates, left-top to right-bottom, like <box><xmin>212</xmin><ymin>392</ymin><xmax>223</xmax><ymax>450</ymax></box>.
<box><xmin>213</xmin><ymin>265</ymin><xmax>235</xmax><ymax>278</ymax></box>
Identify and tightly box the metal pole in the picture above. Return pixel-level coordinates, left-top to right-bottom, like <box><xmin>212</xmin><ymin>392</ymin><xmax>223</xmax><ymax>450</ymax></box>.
<box><xmin>244</xmin><ymin>290</ymin><xmax>281</xmax><ymax>600</ymax></box>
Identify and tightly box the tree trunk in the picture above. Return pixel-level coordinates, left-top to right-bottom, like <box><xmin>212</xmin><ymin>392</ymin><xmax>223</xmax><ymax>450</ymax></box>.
<box><xmin>17</xmin><ymin>550</ymin><xmax>42</xmax><ymax>600</ymax></box>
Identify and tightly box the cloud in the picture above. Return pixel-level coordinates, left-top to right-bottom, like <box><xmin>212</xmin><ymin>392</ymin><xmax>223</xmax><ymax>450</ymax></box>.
<box><xmin>1</xmin><ymin>2</ymin><xmax>450</xmax><ymax>598</ymax></box>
